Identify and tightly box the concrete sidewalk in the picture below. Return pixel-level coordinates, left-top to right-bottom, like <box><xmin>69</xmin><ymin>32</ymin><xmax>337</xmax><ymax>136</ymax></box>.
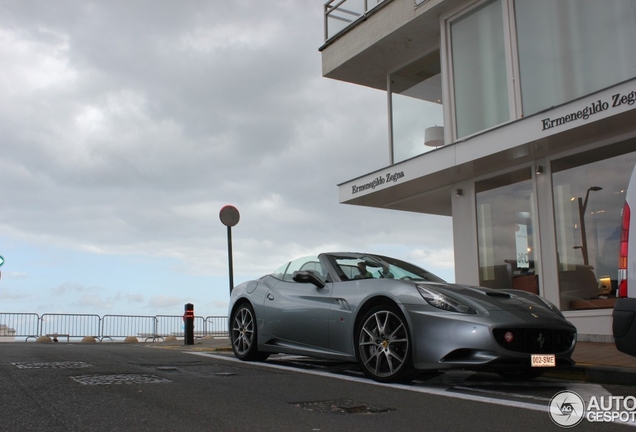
<box><xmin>166</xmin><ymin>337</ymin><xmax>636</xmax><ymax>386</ymax></box>
<box><xmin>552</xmin><ymin>340</ymin><xmax>636</xmax><ymax>386</ymax></box>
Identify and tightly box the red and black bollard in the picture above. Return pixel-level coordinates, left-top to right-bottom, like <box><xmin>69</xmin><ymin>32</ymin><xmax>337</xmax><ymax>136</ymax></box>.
<box><xmin>184</xmin><ymin>303</ymin><xmax>194</xmax><ymax>345</ymax></box>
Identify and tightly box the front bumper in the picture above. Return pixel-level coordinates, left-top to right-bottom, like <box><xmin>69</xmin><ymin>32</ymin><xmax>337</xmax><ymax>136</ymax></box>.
<box><xmin>403</xmin><ymin>305</ymin><xmax>576</xmax><ymax>371</ymax></box>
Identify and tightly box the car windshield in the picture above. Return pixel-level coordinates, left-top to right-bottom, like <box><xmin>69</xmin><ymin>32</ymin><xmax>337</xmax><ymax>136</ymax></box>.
<box><xmin>324</xmin><ymin>253</ymin><xmax>446</xmax><ymax>283</ymax></box>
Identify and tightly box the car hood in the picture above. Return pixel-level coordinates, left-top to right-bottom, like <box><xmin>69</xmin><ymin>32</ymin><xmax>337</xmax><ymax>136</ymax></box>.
<box><xmin>418</xmin><ymin>282</ymin><xmax>561</xmax><ymax>316</ymax></box>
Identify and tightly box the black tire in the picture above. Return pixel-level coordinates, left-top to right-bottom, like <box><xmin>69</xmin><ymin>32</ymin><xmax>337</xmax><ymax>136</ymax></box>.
<box><xmin>355</xmin><ymin>303</ymin><xmax>415</xmax><ymax>383</ymax></box>
<box><xmin>230</xmin><ymin>303</ymin><xmax>269</xmax><ymax>361</ymax></box>
<box><xmin>497</xmin><ymin>368</ymin><xmax>545</xmax><ymax>381</ymax></box>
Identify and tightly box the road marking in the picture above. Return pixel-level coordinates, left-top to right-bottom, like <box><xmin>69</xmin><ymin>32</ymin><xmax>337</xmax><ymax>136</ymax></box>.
<box><xmin>187</xmin><ymin>352</ymin><xmax>636</xmax><ymax>427</ymax></box>
<box><xmin>452</xmin><ymin>385</ymin><xmax>551</xmax><ymax>403</ymax></box>
<box><xmin>187</xmin><ymin>351</ymin><xmax>636</xmax><ymax>427</ymax></box>
<box><xmin>186</xmin><ymin>352</ymin><xmax>548</xmax><ymax>413</ymax></box>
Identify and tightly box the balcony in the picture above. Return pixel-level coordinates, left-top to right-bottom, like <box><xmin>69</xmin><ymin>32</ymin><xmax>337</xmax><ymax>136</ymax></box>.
<box><xmin>323</xmin><ymin>0</ymin><xmax>391</xmax><ymax>41</ymax></box>
<box><xmin>320</xmin><ymin>0</ymin><xmax>464</xmax><ymax>91</ymax></box>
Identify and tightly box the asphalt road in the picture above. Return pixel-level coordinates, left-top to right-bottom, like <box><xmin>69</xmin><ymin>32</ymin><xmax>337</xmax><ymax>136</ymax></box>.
<box><xmin>0</xmin><ymin>343</ymin><xmax>633</xmax><ymax>431</ymax></box>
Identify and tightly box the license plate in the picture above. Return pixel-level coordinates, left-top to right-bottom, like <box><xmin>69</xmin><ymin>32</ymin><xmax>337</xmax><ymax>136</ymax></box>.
<box><xmin>531</xmin><ymin>354</ymin><xmax>555</xmax><ymax>367</ymax></box>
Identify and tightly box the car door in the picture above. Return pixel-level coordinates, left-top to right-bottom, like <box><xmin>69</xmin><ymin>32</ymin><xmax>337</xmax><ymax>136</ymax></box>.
<box><xmin>327</xmin><ymin>279</ymin><xmax>363</xmax><ymax>356</ymax></box>
<box><xmin>263</xmin><ymin>257</ymin><xmax>332</xmax><ymax>350</ymax></box>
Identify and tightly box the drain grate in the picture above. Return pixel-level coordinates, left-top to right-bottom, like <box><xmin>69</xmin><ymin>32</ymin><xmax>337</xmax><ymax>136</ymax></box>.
<box><xmin>292</xmin><ymin>398</ymin><xmax>394</xmax><ymax>415</ymax></box>
<box><xmin>71</xmin><ymin>374</ymin><xmax>172</xmax><ymax>385</ymax></box>
<box><xmin>12</xmin><ymin>361</ymin><xmax>92</xmax><ymax>370</ymax></box>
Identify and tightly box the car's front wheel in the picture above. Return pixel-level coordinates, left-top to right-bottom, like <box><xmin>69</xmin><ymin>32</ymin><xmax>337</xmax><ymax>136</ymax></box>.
<box><xmin>356</xmin><ymin>303</ymin><xmax>415</xmax><ymax>383</ymax></box>
<box><xmin>230</xmin><ymin>303</ymin><xmax>269</xmax><ymax>361</ymax></box>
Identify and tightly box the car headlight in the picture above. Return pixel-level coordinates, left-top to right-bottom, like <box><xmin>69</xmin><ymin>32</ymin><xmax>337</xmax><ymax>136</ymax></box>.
<box><xmin>417</xmin><ymin>285</ymin><xmax>476</xmax><ymax>314</ymax></box>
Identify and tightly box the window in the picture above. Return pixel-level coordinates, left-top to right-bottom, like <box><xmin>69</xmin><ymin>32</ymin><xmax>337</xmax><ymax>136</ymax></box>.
<box><xmin>271</xmin><ymin>262</ymin><xmax>290</xmax><ymax>281</ymax></box>
<box><xmin>390</xmin><ymin>51</ymin><xmax>444</xmax><ymax>163</ymax></box>
<box><xmin>445</xmin><ymin>0</ymin><xmax>636</xmax><ymax>139</ymax></box>
<box><xmin>552</xmin><ymin>145</ymin><xmax>636</xmax><ymax>311</ymax></box>
<box><xmin>476</xmin><ymin>168</ymin><xmax>539</xmax><ymax>293</ymax></box>
<box><xmin>450</xmin><ymin>0</ymin><xmax>510</xmax><ymax>139</ymax></box>
<box><xmin>515</xmin><ymin>0</ymin><xmax>636</xmax><ymax>117</ymax></box>
<box><xmin>271</xmin><ymin>256</ymin><xmax>327</xmax><ymax>283</ymax></box>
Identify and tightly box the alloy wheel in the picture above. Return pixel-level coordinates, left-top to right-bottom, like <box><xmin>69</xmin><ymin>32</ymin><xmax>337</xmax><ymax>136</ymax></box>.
<box><xmin>232</xmin><ymin>306</ymin><xmax>255</xmax><ymax>356</ymax></box>
<box><xmin>358</xmin><ymin>309</ymin><xmax>410</xmax><ymax>379</ymax></box>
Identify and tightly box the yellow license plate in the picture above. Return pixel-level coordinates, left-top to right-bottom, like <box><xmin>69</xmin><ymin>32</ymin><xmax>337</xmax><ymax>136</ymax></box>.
<box><xmin>531</xmin><ymin>354</ymin><xmax>555</xmax><ymax>367</ymax></box>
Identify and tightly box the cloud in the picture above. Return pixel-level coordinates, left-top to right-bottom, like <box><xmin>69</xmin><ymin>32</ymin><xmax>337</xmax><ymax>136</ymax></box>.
<box><xmin>51</xmin><ymin>283</ymin><xmax>93</xmax><ymax>295</ymax></box>
<box><xmin>114</xmin><ymin>292</ymin><xmax>144</xmax><ymax>305</ymax></box>
<box><xmin>0</xmin><ymin>289</ymin><xmax>30</xmax><ymax>301</ymax></box>
<box><xmin>147</xmin><ymin>295</ymin><xmax>184</xmax><ymax>311</ymax></box>
<box><xmin>74</xmin><ymin>293</ymin><xmax>113</xmax><ymax>310</ymax></box>
<box><xmin>5</xmin><ymin>272</ymin><xmax>28</xmax><ymax>279</ymax></box>
<box><xmin>0</xmin><ymin>2</ymin><xmax>455</xmax><ymax>315</ymax></box>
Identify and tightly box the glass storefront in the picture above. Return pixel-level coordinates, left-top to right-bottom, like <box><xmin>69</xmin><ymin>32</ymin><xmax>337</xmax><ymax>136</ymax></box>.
<box><xmin>552</xmin><ymin>145</ymin><xmax>636</xmax><ymax>311</ymax></box>
<box><xmin>476</xmin><ymin>168</ymin><xmax>540</xmax><ymax>294</ymax></box>
<box><xmin>474</xmin><ymin>143</ymin><xmax>635</xmax><ymax>311</ymax></box>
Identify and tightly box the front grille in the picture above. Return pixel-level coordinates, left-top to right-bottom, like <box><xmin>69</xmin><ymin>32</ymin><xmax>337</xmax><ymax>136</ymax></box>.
<box><xmin>493</xmin><ymin>328</ymin><xmax>575</xmax><ymax>354</ymax></box>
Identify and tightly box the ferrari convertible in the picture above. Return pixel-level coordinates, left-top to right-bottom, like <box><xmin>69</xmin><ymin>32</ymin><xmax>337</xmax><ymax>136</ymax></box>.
<box><xmin>228</xmin><ymin>252</ymin><xmax>576</xmax><ymax>383</ymax></box>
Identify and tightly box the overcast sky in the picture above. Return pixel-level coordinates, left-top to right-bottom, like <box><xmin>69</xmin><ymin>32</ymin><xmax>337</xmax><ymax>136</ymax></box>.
<box><xmin>0</xmin><ymin>1</ymin><xmax>453</xmax><ymax>317</ymax></box>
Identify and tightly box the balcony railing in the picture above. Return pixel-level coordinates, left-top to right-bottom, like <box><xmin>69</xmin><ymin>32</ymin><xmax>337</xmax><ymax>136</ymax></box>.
<box><xmin>323</xmin><ymin>0</ymin><xmax>389</xmax><ymax>41</ymax></box>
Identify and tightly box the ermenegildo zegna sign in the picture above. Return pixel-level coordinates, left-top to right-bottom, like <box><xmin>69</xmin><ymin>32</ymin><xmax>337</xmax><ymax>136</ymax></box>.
<box><xmin>541</xmin><ymin>89</ymin><xmax>636</xmax><ymax>131</ymax></box>
<box><xmin>351</xmin><ymin>171</ymin><xmax>405</xmax><ymax>194</ymax></box>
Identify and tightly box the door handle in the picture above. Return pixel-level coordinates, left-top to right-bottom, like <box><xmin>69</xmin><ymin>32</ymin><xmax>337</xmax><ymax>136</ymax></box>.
<box><xmin>267</xmin><ymin>293</ymin><xmax>274</xmax><ymax>301</ymax></box>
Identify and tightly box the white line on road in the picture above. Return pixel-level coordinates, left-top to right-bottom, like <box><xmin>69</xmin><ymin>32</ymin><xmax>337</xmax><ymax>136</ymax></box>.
<box><xmin>186</xmin><ymin>352</ymin><xmax>549</xmax><ymax>413</ymax></box>
<box><xmin>186</xmin><ymin>352</ymin><xmax>636</xmax><ymax>428</ymax></box>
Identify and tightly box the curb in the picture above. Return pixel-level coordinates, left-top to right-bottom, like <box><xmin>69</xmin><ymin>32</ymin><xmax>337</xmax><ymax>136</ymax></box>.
<box><xmin>545</xmin><ymin>364</ymin><xmax>636</xmax><ymax>387</ymax></box>
<box><xmin>146</xmin><ymin>342</ymin><xmax>233</xmax><ymax>352</ymax></box>
<box><xmin>147</xmin><ymin>342</ymin><xmax>636</xmax><ymax>387</ymax></box>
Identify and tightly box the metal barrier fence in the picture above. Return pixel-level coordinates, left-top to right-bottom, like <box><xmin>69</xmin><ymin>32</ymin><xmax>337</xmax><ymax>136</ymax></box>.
<box><xmin>205</xmin><ymin>315</ymin><xmax>229</xmax><ymax>336</ymax></box>
<box><xmin>40</xmin><ymin>313</ymin><xmax>101</xmax><ymax>342</ymax></box>
<box><xmin>0</xmin><ymin>312</ymin><xmax>229</xmax><ymax>342</ymax></box>
<box><xmin>102</xmin><ymin>315</ymin><xmax>158</xmax><ymax>341</ymax></box>
<box><xmin>0</xmin><ymin>313</ymin><xmax>39</xmax><ymax>340</ymax></box>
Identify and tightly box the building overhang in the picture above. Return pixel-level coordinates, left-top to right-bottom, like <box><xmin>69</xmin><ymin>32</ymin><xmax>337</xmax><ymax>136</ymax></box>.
<box><xmin>320</xmin><ymin>0</ymin><xmax>467</xmax><ymax>91</ymax></box>
<box><xmin>339</xmin><ymin>79</ymin><xmax>636</xmax><ymax>216</ymax></box>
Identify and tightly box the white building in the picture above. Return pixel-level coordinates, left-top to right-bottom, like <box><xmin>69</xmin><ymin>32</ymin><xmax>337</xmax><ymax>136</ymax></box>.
<box><xmin>0</xmin><ymin>324</ymin><xmax>16</xmax><ymax>341</ymax></box>
<box><xmin>320</xmin><ymin>0</ymin><xmax>636</xmax><ymax>341</ymax></box>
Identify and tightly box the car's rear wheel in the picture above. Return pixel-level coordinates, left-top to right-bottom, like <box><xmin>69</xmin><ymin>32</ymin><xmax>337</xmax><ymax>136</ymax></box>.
<box><xmin>356</xmin><ymin>303</ymin><xmax>415</xmax><ymax>383</ymax></box>
<box><xmin>230</xmin><ymin>303</ymin><xmax>269</xmax><ymax>361</ymax></box>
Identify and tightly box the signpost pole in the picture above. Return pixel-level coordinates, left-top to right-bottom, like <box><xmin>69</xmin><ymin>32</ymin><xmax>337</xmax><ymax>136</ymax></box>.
<box><xmin>227</xmin><ymin>225</ymin><xmax>234</xmax><ymax>295</ymax></box>
<box><xmin>219</xmin><ymin>205</ymin><xmax>240</xmax><ymax>295</ymax></box>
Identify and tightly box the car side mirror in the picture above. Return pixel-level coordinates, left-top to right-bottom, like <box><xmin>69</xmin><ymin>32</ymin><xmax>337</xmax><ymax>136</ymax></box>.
<box><xmin>292</xmin><ymin>271</ymin><xmax>326</xmax><ymax>288</ymax></box>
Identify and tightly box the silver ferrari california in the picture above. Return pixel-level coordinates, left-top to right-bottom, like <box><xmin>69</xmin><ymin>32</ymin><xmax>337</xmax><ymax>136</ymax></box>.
<box><xmin>229</xmin><ymin>252</ymin><xmax>576</xmax><ymax>383</ymax></box>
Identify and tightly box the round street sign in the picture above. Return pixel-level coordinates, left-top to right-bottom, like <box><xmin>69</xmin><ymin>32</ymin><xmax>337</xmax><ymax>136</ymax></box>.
<box><xmin>219</xmin><ymin>205</ymin><xmax>240</xmax><ymax>227</ymax></box>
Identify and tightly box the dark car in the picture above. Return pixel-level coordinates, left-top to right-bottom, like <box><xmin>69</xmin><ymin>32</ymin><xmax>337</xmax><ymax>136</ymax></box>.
<box><xmin>614</xmin><ymin>165</ymin><xmax>636</xmax><ymax>356</ymax></box>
